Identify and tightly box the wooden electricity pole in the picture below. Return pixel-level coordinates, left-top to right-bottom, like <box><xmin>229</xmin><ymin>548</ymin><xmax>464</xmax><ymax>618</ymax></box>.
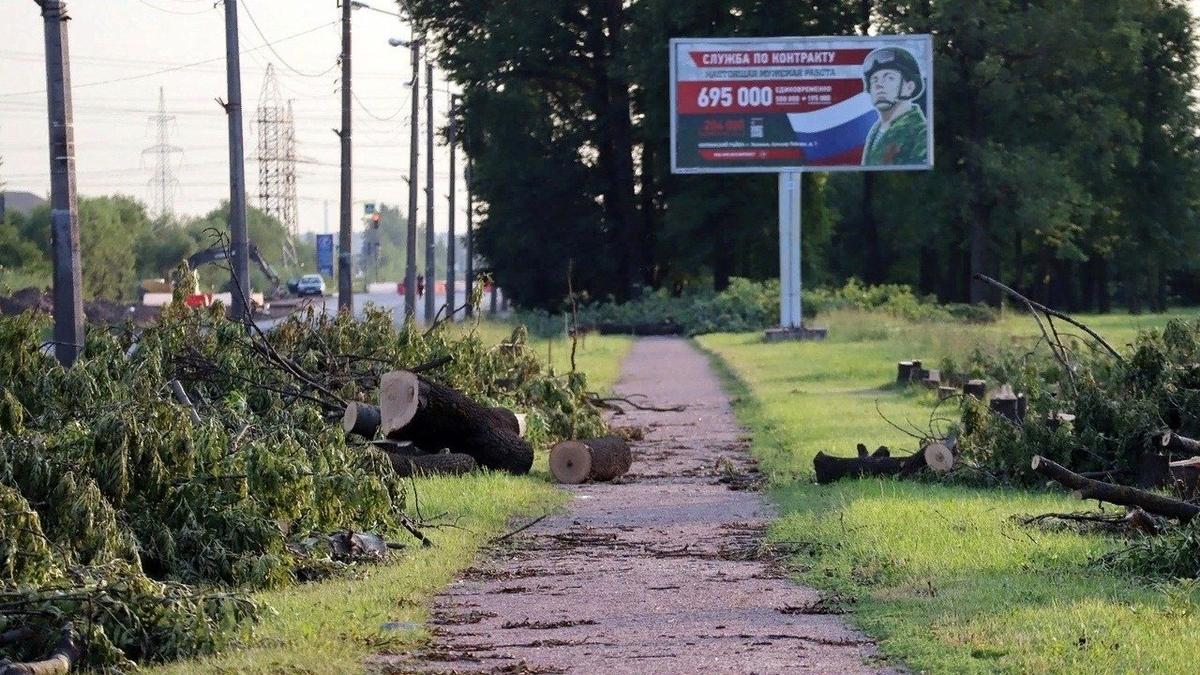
<box><xmin>37</xmin><ymin>0</ymin><xmax>83</xmax><ymax>366</ymax></box>
<box><xmin>337</xmin><ymin>0</ymin><xmax>354</xmax><ymax>313</ymax></box>
<box><xmin>222</xmin><ymin>0</ymin><xmax>250</xmax><ymax>324</ymax></box>
<box><xmin>446</xmin><ymin>94</ymin><xmax>460</xmax><ymax>321</ymax></box>
<box><xmin>423</xmin><ymin>61</ymin><xmax>435</xmax><ymax>323</ymax></box>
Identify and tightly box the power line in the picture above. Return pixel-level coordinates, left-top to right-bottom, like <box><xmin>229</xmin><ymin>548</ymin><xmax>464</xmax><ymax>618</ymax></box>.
<box><xmin>239</xmin><ymin>0</ymin><xmax>340</xmax><ymax>79</ymax></box>
<box><xmin>0</xmin><ymin>20</ymin><xmax>338</xmax><ymax>97</ymax></box>
<box><xmin>134</xmin><ymin>0</ymin><xmax>215</xmax><ymax>16</ymax></box>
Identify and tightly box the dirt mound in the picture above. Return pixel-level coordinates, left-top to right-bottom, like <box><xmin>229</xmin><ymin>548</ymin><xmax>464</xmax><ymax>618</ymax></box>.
<box><xmin>0</xmin><ymin>287</ymin><xmax>161</xmax><ymax>325</ymax></box>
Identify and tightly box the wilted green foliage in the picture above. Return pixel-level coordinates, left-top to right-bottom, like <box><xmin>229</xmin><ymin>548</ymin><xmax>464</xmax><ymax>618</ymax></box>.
<box><xmin>0</xmin><ymin>304</ymin><xmax>603</xmax><ymax>668</ymax></box>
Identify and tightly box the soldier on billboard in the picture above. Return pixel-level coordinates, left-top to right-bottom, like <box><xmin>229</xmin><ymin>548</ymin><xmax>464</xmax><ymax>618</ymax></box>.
<box><xmin>861</xmin><ymin>46</ymin><xmax>928</xmax><ymax>166</ymax></box>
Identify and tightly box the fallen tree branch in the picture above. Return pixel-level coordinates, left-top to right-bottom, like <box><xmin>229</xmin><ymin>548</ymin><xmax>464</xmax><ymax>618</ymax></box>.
<box><xmin>1031</xmin><ymin>455</ymin><xmax>1199</xmax><ymax>522</ymax></box>
<box><xmin>587</xmin><ymin>395</ymin><xmax>685</xmax><ymax>413</ymax></box>
<box><xmin>0</xmin><ymin>623</ymin><xmax>79</xmax><ymax>675</ymax></box>
<box><xmin>973</xmin><ymin>274</ymin><xmax>1123</xmax><ymax>361</ymax></box>
<box><xmin>490</xmin><ymin>514</ymin><xmax>549</xmax><ymax>545</ymax></box>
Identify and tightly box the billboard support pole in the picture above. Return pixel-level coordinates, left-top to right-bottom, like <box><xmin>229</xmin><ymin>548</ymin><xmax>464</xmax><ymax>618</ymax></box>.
<box><xmin>766</xmin><ymin>171</ymin><xmax>825</xmax><ymax>340</ymax></box>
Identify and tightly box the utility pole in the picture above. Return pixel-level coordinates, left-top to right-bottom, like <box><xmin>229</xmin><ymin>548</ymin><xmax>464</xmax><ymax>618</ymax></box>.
<box><xmin>337</xmin><ymin>0</ymin><xmax>354</xmax><ymax>313</ymax></box>
<box><xmin>403</xmin><ymin>40</ymin><xmax>420</xmax><ymax>320</ymax></box>
<box><xmin>423</xmin><ymin>60</ymin><xmax>435</xmax><ymax>323</ymax></box>
<box><xmin>38</xmin><ymin>0</ymin><xmax>83</xmax><ymax>366</ymax></box>
<box><xmin>446</xmin><ymin>94</ymin><xmax>459</xmax><ymax>321</ymax></box>
<box><xmin>464</xmin><ymin>154</ymin><xmax>474</xmax><ymax>318</ymax></box>
<box><xmin>222</xmin><ymin>0</ymin><xmax>250</xmax><ymax>323</ymax></box>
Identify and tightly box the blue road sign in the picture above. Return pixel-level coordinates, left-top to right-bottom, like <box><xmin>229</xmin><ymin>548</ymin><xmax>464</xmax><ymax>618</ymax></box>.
<box><xmin>316</xmin><ymin>234</ymin><xmax>334</xmax><ymax>278</ymax></box>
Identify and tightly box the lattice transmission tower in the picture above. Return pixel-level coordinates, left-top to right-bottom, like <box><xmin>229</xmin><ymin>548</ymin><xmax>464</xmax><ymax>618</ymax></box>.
<box><xmin>143</xmin><ymin>87</ymin><xmax>183</xmax><ymax>218</ymax></box>
<box><xmin>255</xmin><ymin>64</ymin><xmax>299</xmax><ymax>268</ymax></box>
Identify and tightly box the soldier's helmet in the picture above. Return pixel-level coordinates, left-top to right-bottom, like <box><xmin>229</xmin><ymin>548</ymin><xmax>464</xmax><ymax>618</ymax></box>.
<box><xmin>862</xmin><ymin>47</ymin><xmax>923</xmax><ymax>100</ymax></box>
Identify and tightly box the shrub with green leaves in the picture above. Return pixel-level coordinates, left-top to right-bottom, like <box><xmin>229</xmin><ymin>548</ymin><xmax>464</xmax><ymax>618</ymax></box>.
<box><xmin>0</xmin><ymin>304</ymin><xmax>604</xmax><ymax>668</ymax></box>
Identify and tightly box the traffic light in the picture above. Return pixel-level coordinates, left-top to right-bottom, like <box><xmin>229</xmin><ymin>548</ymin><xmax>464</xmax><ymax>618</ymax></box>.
<box><xmin>371</xmin><ymin>212</ymin><xmax>381</xmax><ymax>229</ymax></box>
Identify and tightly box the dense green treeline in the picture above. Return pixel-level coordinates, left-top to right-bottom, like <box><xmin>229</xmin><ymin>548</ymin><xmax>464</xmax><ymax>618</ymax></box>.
<box><xmin>406</xmin><ymin>0</ymin><xmax>1200</xmax><ymax>312</ymax></box>
<box><xmin>0</xmin><ymin>196</ymin><xmax>314</xmax><ymax>301</ymax></box>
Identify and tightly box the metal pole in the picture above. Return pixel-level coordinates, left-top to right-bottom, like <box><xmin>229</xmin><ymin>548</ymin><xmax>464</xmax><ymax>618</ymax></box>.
<box><xmin>39</xmin><ymin>0</ymin><xmax>82</xmax><ymax>366</ymax></box>
<box><xmin>404</xmin><ymin>41</ymin><xmax>420</xmax><ymax>320</ymax></box>
<box><xmin>778</xmin><ymin>172</ymin><xmax>802</xmax><ymax>328</ymax></box>
<box><xmin>423</xmin><ymin>60</ymin><xmax>435</xmax><ymax>323</ymax></box>
<box><xmin>222</xmin><ymin>0</ymin><xmax>250</xmax><ymax>323</ymax></box>
<box><xmin>337</xmin><ymin>0</ymin><xmax>354</xmax><ymax>313</ymax></box>
<box><xmin>446</xmin><ymin>94</ymin><xmax>459</xmax><ymax>322</ymax></box>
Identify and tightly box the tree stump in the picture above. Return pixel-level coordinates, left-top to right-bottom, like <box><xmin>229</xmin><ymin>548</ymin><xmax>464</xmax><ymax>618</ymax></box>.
<box><xmin>896</xmin><ymin>360</ymin><xmax>922</xmax><ymax>386</ymax></box>
<box><xmin>937</xmin><ymin>386</ymin><xmax>957</xmax><ymax>401</ymax></box>
<box><xmin>549</xmin><ymin>437</ymin><xmax>632</xmax><ymax>484</ymax></box>
<box><xmin>342</xmin><ymin>402</ymin><xmax>382</xmax><ymax>438</ymax></box>
<box><xmin>1136</xmin><ymin>452</ymin><xmax>1171</xmax><ymax>489</ymax></box>
<box><xmin>921</xmin><ymin>369</ymin><xmax>941</xmax><ymax>389</ymax></box>
<box><xmin>989</xmin><ymin>386</ymin><xmax>1025</xmax><ymax>423</ymax></box>
<box><xmin>963</xmin><ymin>379</ymin><xmax>987</xmax><ymax>399</ymax></box>
<box><xmin>380</xmin><ymin>371</ymin><xmax>534</xmax><ymax>474</ymax></box>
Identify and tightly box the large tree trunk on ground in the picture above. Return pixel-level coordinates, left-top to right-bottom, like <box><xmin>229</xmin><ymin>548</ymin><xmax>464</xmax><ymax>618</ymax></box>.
<box><xmin>550</xmin><ymin>436</ymin><xmax>632</xmax><ymax>484</ymax></box>
<box><xmin>0</xmin><ymin>624</ymin><xmax>79</xmax><ymax>675</ymax></box>
<box><xmin>813</xmin><ymin>450</ymin><xmax>926</xmax><ymax>484</ymax></box>
<box><xmin>380</xmin><ymin>371</ymin><xmax>534</xmax><ymax>474</ymax></box>
<box><xmin>1031</xmin><ymin>455</ymin><xmax>1200</xmax><ymax>522</ymax></box>
<box><xmin>1157</xmin><ymin>431</ymin><xmax>1200</xmax><ymax>455</ymax></box>
<box><xmin>386</xmin><ymin>451</ymin><xmax>478</xmax><ymax>478</ymax></box>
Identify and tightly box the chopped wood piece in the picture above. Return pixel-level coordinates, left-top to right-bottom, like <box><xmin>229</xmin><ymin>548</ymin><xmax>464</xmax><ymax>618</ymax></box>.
<box><xmin>1157</xmin><ymin>431</ymin><xmax>1200</xmax><ymax>455</ymax></box>
<box><xmin>386</xmin><ymin>451</ymin><xmax>478</xmax><ymax>478</ymax></box>
<box><xmin>989</xmin><ymin>385</ymin><xmax>1025</xmax><ymax>423</ymax></box>
<box><xmin>1136</xmin><ymin>452</ymin><xmax>1170</xmax><ymax>489</ymax></box>
<box><xmin>342</xmin><ymin>402</ymin><xmax>382</xmax><ymax>438</ymax></box>
<box><xmin>549</xmin><ymin>437</ymin><xmax>632</xmax><ymax>484</ymax></box>
<box><xmin>937</xmin><ymin>386</ymin><xmax>957</xmax><ymax>401</ymax></box>
<box><xmin>1030</xmin><ymin>454</ymin><xmax>1200</xmax><ymax>522</ymax></box>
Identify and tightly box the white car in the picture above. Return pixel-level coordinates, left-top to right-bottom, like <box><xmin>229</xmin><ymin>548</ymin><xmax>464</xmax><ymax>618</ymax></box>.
<box><xmin>296</xmin><ymin>274</ymin><xmax>326</xmax><ymax>296</ymax></box>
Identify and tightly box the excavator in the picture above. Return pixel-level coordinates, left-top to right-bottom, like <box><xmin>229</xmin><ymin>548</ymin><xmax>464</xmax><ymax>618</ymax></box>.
<box><xmin>140</xmin><ymin>242</ymin><xmax>289</xmax><ymax>311</ymax></box>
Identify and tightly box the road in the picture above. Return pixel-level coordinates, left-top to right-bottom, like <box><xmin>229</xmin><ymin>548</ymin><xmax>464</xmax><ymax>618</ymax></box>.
<box><xmin>259</xmin><ymin>287</ymin><xmax>506</xmax><ymax>328</ymax></box>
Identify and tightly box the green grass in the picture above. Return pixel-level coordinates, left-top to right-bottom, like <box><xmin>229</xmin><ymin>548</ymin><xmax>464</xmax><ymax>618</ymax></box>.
<box><xmin>697</xmin><ymin>308</ymin><xmax>1200</xmax><ymax>674</ymax></box>
<box><xmin>150</xmin><ymin>322</ymin><xmax>632</xmax><ymax>674</ymax></box>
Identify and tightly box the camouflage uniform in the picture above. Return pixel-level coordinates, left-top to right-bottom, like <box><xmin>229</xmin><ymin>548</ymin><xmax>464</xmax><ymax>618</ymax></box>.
<box><xmin>862</xmin><ymin>105</ymin><xmax>928</xmax><ymax>166</ymax></box>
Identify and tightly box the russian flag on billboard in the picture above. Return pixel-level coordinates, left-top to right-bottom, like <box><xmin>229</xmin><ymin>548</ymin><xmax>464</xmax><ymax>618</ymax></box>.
<box><xmin>786</xmin><ymin>93</ymin><xmax>875</xmax><ymax>167</ymax></box>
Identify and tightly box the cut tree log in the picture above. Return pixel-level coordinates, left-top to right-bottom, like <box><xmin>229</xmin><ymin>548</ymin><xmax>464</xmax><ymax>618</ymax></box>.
<box><xmin>963</xmin><ymin>379</ymin><xmax>987</xmax><ymax>399</ymax></box>
<box><xmin>921</xmin><ymin>369</ymin><xmax>941</xmax><ymax>389</ymax></box>
<box><xmin>1136</xmin><ymin>452</ymin><xmax>1170</xmax><ymax>489</ymax></box>
<box><xmin>386</xmin><ymin>451</ymin><xmax>478</xmax><ymax>478</ymax></box>
<box><xmin>488</xmin><ymin>406</ymin><xmax>526</xmax><ymax>437</ymax></box>
<box><xmin>812</xmin><ymin>450</ymin><xmax>926</xmax><ymax>484</ymax></box>
<box><xmin>1157</xmin><ymin>431</ymin><xmax>1200</xmax><ymax>455</ymax></box>
<box><xmin>1030</xmin><ymin>454</ymin><xmax>1200</xmax><ymax>522</ymax></box>
<box><xmin>937</xmin><ymin>386</ymin><xmax>958</xmax><ymax>401</ymax></box>
<box><xmin>924</xmin><ymin>440</ymin><xmax>958</xmax><ymax>473</ymax></box>
<box><xmin>380</xmin><ymin>371</ymin><xmax>534</xmax><ymax>474</ymax></box>
<box><xmin>549</xmin><ymin>436</ymin><xmax>633</xmax><ymax>484</ymax></box>
<box><xmin>342</xmin><ymin>402</ymin><xmax>382</xmax><ymax>438</ymax></box>
<box><xmin>0</xmin><ymin>624</ymin><xmax>79</xmax><ymax>675</ymax></box>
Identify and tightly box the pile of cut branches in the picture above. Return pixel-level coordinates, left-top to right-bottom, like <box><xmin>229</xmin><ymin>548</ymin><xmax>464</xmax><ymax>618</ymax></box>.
<box><xmin>0</xmin><ymin>301</ymin><xmax>604</xmax><ymax>670</ymax></box>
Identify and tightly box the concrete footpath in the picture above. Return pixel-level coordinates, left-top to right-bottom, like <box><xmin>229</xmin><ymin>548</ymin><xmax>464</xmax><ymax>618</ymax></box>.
<box><xmin>378</xmin><ymin>337</ymin><xmax>889</xmax><ymax>674</ymax></box>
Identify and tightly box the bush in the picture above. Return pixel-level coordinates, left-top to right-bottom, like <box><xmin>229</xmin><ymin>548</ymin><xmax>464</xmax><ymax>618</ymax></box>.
<box><xmin>518</xmin><ymin>278</ymin><xmax>995</xmax><ymax>337</ymax></box>
<box><xmin>0</xmin><ymin>305</ymin><xmax>603</xmax><ymax>668</ymax></box>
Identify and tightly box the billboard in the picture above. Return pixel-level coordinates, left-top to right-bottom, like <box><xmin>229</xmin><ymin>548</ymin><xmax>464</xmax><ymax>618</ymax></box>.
<box><xmin>316</xmin><ymin>234</ymin><xmax>334</xmax><ymax>278</ymax></box>
<box><xmin>670</xmin><ymin>35</ymin><xmax>933</xmax><ymax>173</ymax></box>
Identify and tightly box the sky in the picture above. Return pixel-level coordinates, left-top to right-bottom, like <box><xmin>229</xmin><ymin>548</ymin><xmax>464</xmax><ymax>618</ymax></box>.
<box><xmin>0</xmin><ymin>0</ymin><xmax>461</xmax><ymax>237</ymax></box>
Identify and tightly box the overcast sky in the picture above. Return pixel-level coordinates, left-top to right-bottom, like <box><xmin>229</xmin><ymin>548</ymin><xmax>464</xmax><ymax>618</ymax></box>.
<box><xmin>1</xmin><ymin>0</ymin><xmax>459</xmax><ymax>236</ymax></box>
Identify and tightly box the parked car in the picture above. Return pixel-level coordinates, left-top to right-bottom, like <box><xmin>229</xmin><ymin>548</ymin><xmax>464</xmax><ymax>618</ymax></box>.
<box><xmin>296</xmin><ymin>274</ymin><xmax>326</xmax><ymax>296</ymax></box>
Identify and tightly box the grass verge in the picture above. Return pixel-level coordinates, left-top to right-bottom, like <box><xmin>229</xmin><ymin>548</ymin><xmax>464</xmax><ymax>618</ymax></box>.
<box><xmin>697</xmin><ymin>309</ymin><xmax>1200</xmax><ymax>674</ymax></box>
<box><xmin>151</xmin><ymin>323</ymin><xmax>632</xmax><ymax>673</ymax></box>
